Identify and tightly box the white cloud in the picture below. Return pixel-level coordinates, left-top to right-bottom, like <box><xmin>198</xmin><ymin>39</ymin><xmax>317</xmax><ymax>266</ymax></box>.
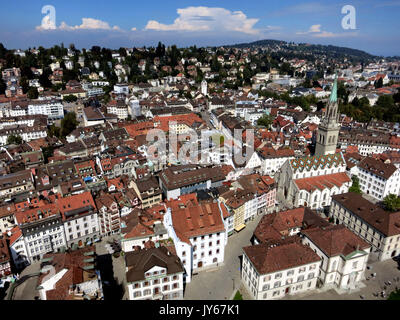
<box><xmin>296</xmin><ymin>24</ymin><xmax>357</xmax><ymax>38</ymax></box>
<box><xmin>60</xmin><ymin>18</ymin><xmax>120</xmax><ymax>30</ymax></box>
<box><xmin>131</xmin><ymin>27</ymin><xmax>137</xmax><ymax>31</ymax></box>
<box><xmin>35</xmin><ymin>15</ymin><xmax>57</xmax><ymax>31</ymax></box>
<box><xmin>145</xmin><ymin>6</ymin><xmax>260</xmax><ymax>35</ymax></box>
<box><xmin>309</xmin><ymin>24</ymin><xmax>321</xmax><ymax>33</ymax></box>
<box><xmin>37</xmin><ymin>18</ymin><xmax>120</xmax><ymax>31</ymax></box>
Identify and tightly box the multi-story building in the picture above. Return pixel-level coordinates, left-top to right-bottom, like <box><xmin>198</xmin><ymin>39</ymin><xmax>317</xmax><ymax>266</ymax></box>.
<box><xmin>0</xmin><ymin>170</ymin><xmax>35</xmax><ymax>200</ymax></box>
<box><xmin>258</xmin><ymin>148</ymin><xmax>295</xmax><ymax>176</ymax></box>
<box><xmin>163</xmin><ymin>198</ymin><xmax>227</xmax><ymax>283</ymax></box>
<box><xmin>0</xmin><ymin>125</ymin><xmax>47</xmax><ymax>145</ymax></box>
<box><xmin>125</xmin><ymin>246</ymin><xmax>184</xmax><ymax>300</ymax></box>
<box><xmin>242</xmin><ymin>241</ymin><xmax>322</xmax><ymax>300</ymax></box>
<box><xmin>95</xmin><ymin>193</ymin><xmax>120</xmax><ymax>236</ymax></box>
<box><xmin>121</xmin><ymin>209</ymin><xmax>168</xmax><ymax>252</ymax></box>
<box><xmin>339</xmin><ymin>130</ymin><xmax>400</xmax><ymax>156</ymax></box>
<box><xmin>330</xmin><ymin>192</ymin><xmax>400</xmax><ymax>261</ymax></box>
<box><xmin>27</xmin><ymin>99</ymin><xmax>64</xmax><ymax>120</ymax></box>
<box><xmin>159</xmin><ymin>165</ymin><xmax>226</xmax><ymax>200</ymax></box>
<box><xmin>0</xmin><ymin>238</ymin><xmax>12</xmax><ymax>278</ymax></box>
<box><xmin>107</xmin><ymin>101</ymin><xmax>129</xmax><ymax>120</ymax></box>
<box><xmin>252</xmin><ymin>207</ymin><xmax>331</xmax><ymax>245</ymax></box>
<box><xmin>356</xmin><ymin>157</ymin><xmax>400</xmax><ymax>201</ymax></box>
<box><xmin>8</xmin><ymin>226</ymin><xmax>29</xmax><ymax>270</ymax></box>
<box><xmin>302</xmin><ymin>225</ymin><xmax>370</xmax><ymax>290</ymax></box>
<box><xmin>219</xmin><ymin>188</ymin><xmax>254</xmax><ymax>233</ymax></box>
<box><xmin>130</xmin><ymin>176</ymin><xmax>163</xmax><ymax>210</ymax></box>
<box><xmin>56</xmin><ymin>192</ymin><xmax>100</xmax><ymax>248</ymax></box>
<box><xmin>0</xmin><ymin>203</ymin><xmax>17</xmax><ymax>234</ymax></box>
<box><xmin>15</xmin><ymin>203</ymin><xmax>67</xmax><ymax>263</ymax></box>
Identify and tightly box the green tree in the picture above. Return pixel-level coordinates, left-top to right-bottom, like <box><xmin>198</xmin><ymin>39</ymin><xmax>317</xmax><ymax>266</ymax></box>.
<box><xmin>27</xmin><ymin>87</ymin><xmax>39</xmax><ymax>99</ymax></box>
<box><xmin>42</xmin><ymin>146</ymin><xmax>55</xmax><ymax>163</ymax></box>
<box><xmin>374</xmin><ymin>77</ymin><xmax>383</xmax><ymax>89</ymax></box>
<box><xmin>388</xmin><ymin>289</ymin><xmax>400</xmax><ymax>300</ymax></box>
<box><xmin>60</xmin><ymin>112</ymin><xmax>78</xmax><ymax>137</ymax></box>
<box><xmin>383</xmin><ymin>194</ymin><xmax>400</xmax><ymax>212</ymax></box>
<box><xmin>63</xmin><ymin>95</ymin><xmax>78</xmax><ymax>103</ymax></box>
<box><xmin>0</xmin><ymin>79</ymin><xmax>6</xmax><ymax>95</ymax></box>
<box><xmin>257</xmin><ymin>114</ymin><xmax>274</xmax><ymax>128</ymax></box>
<box><xmin>39</xmin><ymin>68</ymin><xmax>52</xmax><ymax>88</ymax></box>
<box><xmin>7</xmin><ymin>135</ymin><xmax>23</xmax><ymax>145</ymax></box>
<box><xmin>48</xmin><ymin>124</ymin><xmax>61</xmax><ymax>138</ymax></box>
<box><xmin>349</xmin><ymin>176</ymin><xmax>362</xmax><ymax>194</ymax></box>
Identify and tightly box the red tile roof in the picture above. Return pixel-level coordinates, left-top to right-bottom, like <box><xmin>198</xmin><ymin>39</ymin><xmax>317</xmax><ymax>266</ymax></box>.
<box><xmin>303</xmin><ymin>224</ymin><xmax>370</xmax><ymax>257</ymax></box>
<box><xmin>294</xmin><ymin>172</ymin><xmax>351</xmax><ymax>192</ymax></box>
<box><xmin>56</xmin><ymin>192</ymin><xmax>96</xmax><ymax>220</ymax></box>
<box><xmin>243</xmin><ymin>241</ymin><xmax>321</xmax><ymax>274</ymax></box>
<box><xmin>171</xmin><ymin>201</ymin><xmax>225</xmax><ymax>244</ymax></box>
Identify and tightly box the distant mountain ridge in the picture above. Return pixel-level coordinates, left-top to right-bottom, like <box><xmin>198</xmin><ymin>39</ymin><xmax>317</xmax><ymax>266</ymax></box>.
<box><xmin>225</xmin><ymin>39</ymin><xmax>380</xmax><ymax>61</ymax></box>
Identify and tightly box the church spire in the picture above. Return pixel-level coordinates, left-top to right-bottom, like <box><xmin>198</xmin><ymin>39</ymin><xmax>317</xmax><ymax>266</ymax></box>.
<box><xmin>315</xmin><ymin>71</ymin><xmax>340</xmax><ymax>157</ymax></box>
<box><xmin>329</xmin><ymin>72</ymin><xmax>338</xmax><ymax>103</ymax></box>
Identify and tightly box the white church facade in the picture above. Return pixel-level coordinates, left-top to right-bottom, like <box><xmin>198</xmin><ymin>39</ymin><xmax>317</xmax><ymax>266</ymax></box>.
<box><xmin>276</xmin><ymin>75</ymin><xmax>352</xmax><ymax>210</ymax></box>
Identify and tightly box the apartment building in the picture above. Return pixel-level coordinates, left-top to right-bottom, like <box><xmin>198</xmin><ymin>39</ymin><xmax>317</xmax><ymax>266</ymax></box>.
<box><xmin>27</xmin><ymin>99</ymin><xmax>64</xmax><ymax>120</ymax></box>
<box><xmin>15</xmin><ymin>203</ymin><xmax>67</xmax><ymax>263</ymax></box>
<box><xmin>95</xmin><ymin>193</ymin><xmax>121</xmax><ymax>236</ymax></box>
<box><xmin>125</xmin><ymin>246</ymin><xmax>184</xmax><ymax>300</ymax></box>
<box><xmin>163</xmin><ymin>198</ymin><xmax>227</xmax><ymax>283</ymax></box>
<box><xmin>258</xmin><ymin>147</ymin><xmax>295</xmax><ymax>176</ymax></box>
<box><xmin>302</xmin><ymin>224</ymin><xmax>371</xmax><ymax>290</ymax></box>
<box><xmin>130</xmin><ymin>176</ymin><xmax>163</xmax><ymax>209</ymax></box>
<box><xmin>356</xmin><ymin>157</ymin><xmax>400</xmax><ymax>201</ymax></box>
<box><xmin>242</xmin><ymin>241</ymin><xmax>322</xmax><ymax>300</ymax></box>
<box><xmin>330</xmin><ymin>192</ymin><xmax>400</xmax><ymax>261</ymax></box>
<box><xmin>159</xmin><ymin>165</ymin><xmax>226</xmax><ymax>200</ymax></box>
<box><xmin>56</xmin><ymin>192</ymin><xmax>100</xmax><ymax>248</ymax></box>
<box><xmin>0</xmin><ymin>170</ymin><xmax>35</xmax><ymax>200</ymax></box>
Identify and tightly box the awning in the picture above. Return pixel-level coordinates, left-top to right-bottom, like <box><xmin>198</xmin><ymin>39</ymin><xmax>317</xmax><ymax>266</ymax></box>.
<box><xmin>234</xmin><ymin>224</ymin><xmax>246</xmax><ymax>232</ymax></box>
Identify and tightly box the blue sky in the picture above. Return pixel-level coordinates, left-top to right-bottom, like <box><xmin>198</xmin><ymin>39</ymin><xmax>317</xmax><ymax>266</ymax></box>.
<box><xmin>0</xmin><ymin>0</ymin><xmax>399</xmax><ymax>56</ymax></box>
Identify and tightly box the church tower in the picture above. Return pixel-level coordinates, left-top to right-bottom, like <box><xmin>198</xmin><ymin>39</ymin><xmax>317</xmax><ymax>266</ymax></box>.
<box><xmin>201</xmin><ymin>80</ymin><xmax>208</xmax><ymax>96</ymax></box>
<box><xmin>315</xmin><ymin>74</ymin><xmax>340</xmax><ymax>156</ymax></box>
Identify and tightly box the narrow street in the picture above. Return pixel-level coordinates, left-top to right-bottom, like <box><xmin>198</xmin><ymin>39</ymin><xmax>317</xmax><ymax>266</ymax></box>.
<box><xmin>184</xmin><ymin>213</ymin><xmax>264</xmax><ymax>300</ymax></box>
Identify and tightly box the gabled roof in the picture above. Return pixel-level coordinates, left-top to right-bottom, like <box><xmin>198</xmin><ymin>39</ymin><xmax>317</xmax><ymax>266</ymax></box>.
<box><xmin>125</xmin><ymin>247</ymin><xmax>184</xmax><ymax>283</ymax></box>
<box><xmin>290</xmin><ymin>152</ymin><xmax>345</xmax><ymax>173</ymax></box>
<box><xmin>303</xmin><ymin>224</ymin><xmax>370</xmax><ymax>257</ymax></box>
<box><xmin>243</xmin><ymin>241</ymin><xmax>321</xmax><ymax>275</ymax></box>
<box><xmin>332</xmin><ymin>192</ymin><xmax>400</xmax><ymax>237</ymax></box>
<box><xmin>294</xmin><ymin>172</ymin><xmax>351</xmax><ymax>192</ymax></box>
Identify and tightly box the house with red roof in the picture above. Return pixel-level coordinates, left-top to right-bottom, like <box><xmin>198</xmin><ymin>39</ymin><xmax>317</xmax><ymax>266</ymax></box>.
<box><xmin>8</xmin><ymin>225</ymin><xmax>29</xmax><ymax>270</ymax></box>
<box><xmin>242</xmin><ymin>241</ymin><xmax>322</xmax><ymax>300</ymax></box>
<box><xmin>95</xmin><ymin>192</ymin><xmax>121</xmax><ymax>236</ymax></box>
<box><xmin>56</xmin><ymin>192</ymin><xmax>100</xmax><ymax>248</ymax></box>
<box><xmin>37</xmin><ymin>246</ymin><xmax>103</xmax><ymax>300</ymax></box>
<box><xmin>120</xmin><ymin>206</ymin><xmax>169</xmax><ymax>253</ymax></box>
<box><xmin>163</xmin><ymin>197</ymin><xmax>228</xmax><ymax>283</ymax></box>
<box><xmin>0</xmin><ymin>238</ymin><xmax>12</xmax><ymax>278</ymax></box>
<box><xmin>14</xmin><ymin>200</ymin><xmax>67</xmax><ymax>263</ymax></box>
<box><xmin>302</xmin><ymin>224</ymin><xmax>370</xmax><ymax>290</ymax></box>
